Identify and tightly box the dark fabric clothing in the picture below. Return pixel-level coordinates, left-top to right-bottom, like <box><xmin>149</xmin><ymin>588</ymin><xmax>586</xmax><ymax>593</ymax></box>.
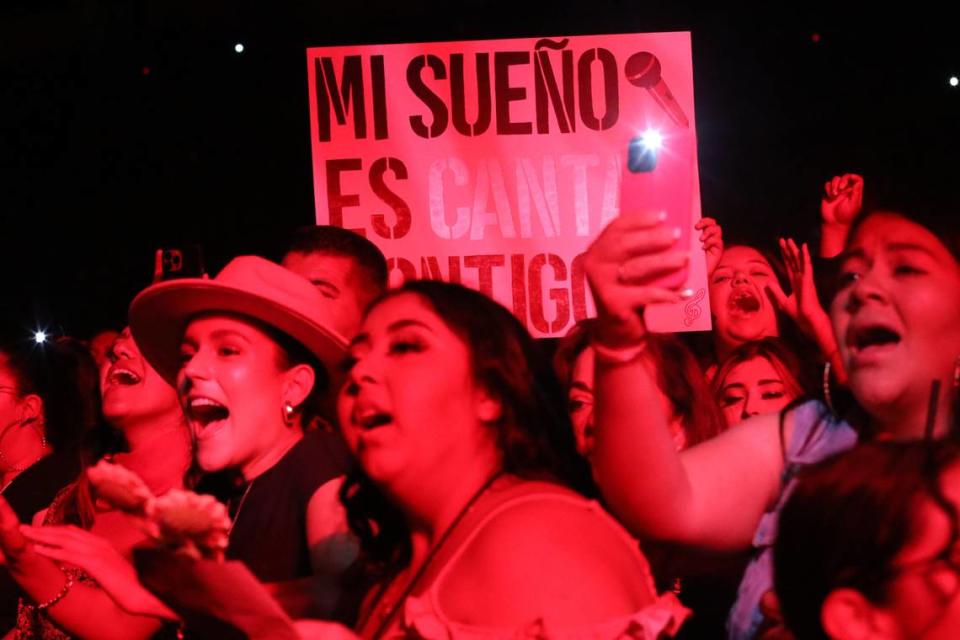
<box><xmin>812</xmin><ymin>253</ymin><xmax>842</xmax><ymax>307</ymax></box>
<box><xmin>0</xmin><ymin>450</ymin><xmax>80</xmax><ymax>636</ymax></box>
<box><xmin>3</xmin><ymin>450</ymin><xmax>80</xmax><ymax>523</ymax></box>
<box><xmin>200</xmin><ymin>429</ymin><xmax>352</xmax><ymax>583</ymax></box>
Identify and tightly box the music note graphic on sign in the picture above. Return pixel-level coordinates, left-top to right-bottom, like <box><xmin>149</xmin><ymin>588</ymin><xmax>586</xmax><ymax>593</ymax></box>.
<box><xmin>682</xmin><ymin>288</ymin><xmax>706</xmax><ymax>327</ymax></box>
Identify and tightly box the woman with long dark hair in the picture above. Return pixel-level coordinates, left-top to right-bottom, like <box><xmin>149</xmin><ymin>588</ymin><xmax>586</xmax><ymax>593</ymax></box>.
<box><xmin>332</xmin><ymin>280</ymin><xmax>687</xmax><ymax>639</ymax></box>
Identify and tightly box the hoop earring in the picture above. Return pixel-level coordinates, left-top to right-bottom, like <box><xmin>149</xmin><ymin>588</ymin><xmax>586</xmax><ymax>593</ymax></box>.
<box><xmin>32</xmin><ymin>419</ymin><xmax>47</xmax><ymax>448</ymax></box>
<box><xmin>823</xmin><ymin>362</ymin><xmax>836</xmax><ymax>415</ymax></box>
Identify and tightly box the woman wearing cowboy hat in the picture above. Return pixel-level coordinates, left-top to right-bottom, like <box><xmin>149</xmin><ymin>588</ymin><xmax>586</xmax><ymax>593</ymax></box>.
<box><xmin>127</xmin><ymin>255</ymin><xmax>356</xmax><ymax>592</ymax></box>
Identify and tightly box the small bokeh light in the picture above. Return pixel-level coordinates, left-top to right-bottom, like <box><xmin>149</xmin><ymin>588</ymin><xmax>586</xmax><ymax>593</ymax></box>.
<box><xmin>34</xmin><ymin>330</ymin><xmax>48</xmax><ymax>345</ymax></box>
<box><xmin>950</xmin><ymin>76</ymin><xmax>959</xmax><ymax>88</ymax></box>
<box><xmin>234</xmin><ymin>43</ymin><xmax>245</xmax><ymax>54</ymax></box>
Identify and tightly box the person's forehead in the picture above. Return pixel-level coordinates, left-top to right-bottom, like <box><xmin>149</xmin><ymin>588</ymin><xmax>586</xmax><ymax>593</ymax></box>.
<box><xmin>354</xmin><ymin>293</ymin><xmax>471</xmax><ymax>356</ymax></box>
<box><xmin>717</xmin><ymin>246</ymin><xmax>770</xmax><ymax>269</ymax></box>
<box><xmin>91</xmin><ymin>330</ymin><xmax>119</xmax><ymax>348</ymax></box>
<box><xmin>848</xmin><ymin>213</ymin><xmax>949</xmax><ymax>259</ymax></box>
<box><xmin>364</xmin><ymin>293</ymin><xmax>437</xmax><ymax>329</ymax></box>
<box><xmin>726</xmin><ymin>356</ymin><xmax>779</xmax><ymax>381</ymax></box>
<box><xmin>283</xmin><ymin>251</ymin><xmax>359</xmax><ymax>281</ymax></box>
<box><xmin>183</xmin><ymin>313</ymin><xmax>273</xmax><ymax>343</ymax></box>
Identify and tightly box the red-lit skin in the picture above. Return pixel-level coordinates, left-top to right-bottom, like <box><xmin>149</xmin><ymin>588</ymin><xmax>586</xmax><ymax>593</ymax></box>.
<box><xmin>715</xmin><ymin>356</ymin><xmax>800</xmax><ymax>428</ymax></box>
<box><xmin>695</xmin><ymin>217</ymin><xmax>725</xmax><ymax>277</ymax></box>
<box><xmin>880</xmin><ymin>464</ymin><xmax>960</xmax><ymax>639</ymax></box>
<box><xmin>176</xmin><ymin>314</ymin><xmax>355</xmax><ymax>591</ymax></box>
<box><xmin>709</xmin><ymin>246</ymin><xmax>779</xmax><ymax>361</ymax></box>
<box><xmin>339</xmin><ymin>293</ymin><xmax>500</xmax><ymax>501</ymax></box>
<box><xmin>567</xmin><ymin>347</ymin><xmax>596</xmax><ymax>458</ymax></box>
<box><xmin>819</xmin><ymin>173</ymin><xmax>863</xmax><ymax>258</ymax></box>
<box><xmin>0</xmin><ymin>329</ymin><xmax>191</xmax><ymax>639</ymax></box>
<box><xmin>767</xmin><ymin>237</ymin><xmax>847</xmax><ymax>383</ymax></box>
<box><xmin>568</xmin><ymin>346</ymin><xmax>686</xmax><ymax>460</ymax></box>
<box><xmin>339</xmin><ymin>293</ymin><xmax>657</xmax><ymax>636</ymax></box>
<box><xmin>830</xmin><ymin>213</ymin><xmax>960</xmax><ymax>439</ymax></box>
<box><xmin>100</xmin><ymin>327</ymin><xmax>192</xmax><ymax>498</ymax></box>
<box><xmin>88</xmin><ymin>329</ymin><xmax>120</xmax><ymax>369</ymax></box>
<box><xmin>887</xmin><ymin>466</ymin><xmax>960</xmax><ymax>640</ymax></box>
<box><xmin>101</xmin><ymin>329</ymin><xmax>181</xmax><ymax>432</ymax></box>
<box><xmin>0</xmin><ymin>354</ymin><xmax>48</xmax><ymax>486</ymax></box>
<box><xmin>0</xmin><ymin>355</ymin><xmax>20</xmax><ymax>439</ymax></box>
<box><xmin>583</xmin><ymin>210</ymin><xmax>960</xmax><ymax>552</ymax></box>
<box><xmin>281</xmin><ymin>252</ymin><xmax>369</xmax><ymax>339</ymax></box>
<box><xmin>177</xmin><ymin>315</ymin><xmax>310</xmax><ymax>480</ymax></box>
<box><xmin>824</xmin><ymin>464</ymin><xmax>960</xmax><ymax>639</ymax></box>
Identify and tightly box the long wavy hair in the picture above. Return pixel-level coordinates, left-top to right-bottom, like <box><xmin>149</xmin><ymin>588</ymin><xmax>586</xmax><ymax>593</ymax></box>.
<box><xmin>340</xmin><ymin>280</ymin><xmax>592</xmax><ymax>576</ymax></box>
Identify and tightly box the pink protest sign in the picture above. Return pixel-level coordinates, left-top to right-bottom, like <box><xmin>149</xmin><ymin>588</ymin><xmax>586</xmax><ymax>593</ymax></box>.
<box><xmin>307</xmin><ymin>31</ymin><xmax>710</xmax><ymax>337</ymax></box>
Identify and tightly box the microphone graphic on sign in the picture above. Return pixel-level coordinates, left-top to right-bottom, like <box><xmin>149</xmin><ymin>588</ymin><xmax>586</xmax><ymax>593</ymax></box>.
<box><xmin>625</xmin><ymin>52</ymin><xmax>689</xmax><ymax>129</ymax></box>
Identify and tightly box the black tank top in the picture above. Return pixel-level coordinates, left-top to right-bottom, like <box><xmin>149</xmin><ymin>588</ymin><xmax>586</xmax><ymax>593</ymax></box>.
<box><xmin>214</xmin><ymin>429</ymin><xmax>352</xmax><ymax>582</ymax></box>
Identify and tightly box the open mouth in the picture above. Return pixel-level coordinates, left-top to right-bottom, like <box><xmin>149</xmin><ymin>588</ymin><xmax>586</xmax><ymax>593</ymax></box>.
<box><xmin>353</xmin><ymin>410</ymin><xmax>393</xmax><ymax>431</ymax></box>
<box><xmin>107</xmin><ymin>366</ymin><xmax>142</xmax><ymax>386</ymax></box>
<box><xmin>185</xmin><ymin>397</ymin><xmax>230</xmax><ymax>437</ymax></box>
<box><xmin>848</xmin><ymin>324</ymin><xmax>902</xmax><ymax>360</ymax></box>
<box><xmin>728</xmin><ymin>289</ymin><xmax>761</xmax><ymax>314</ymax></box>
<box><xmin>852</xmin><ymin>326</ymin><xmax>901</xmax><ymax>350</ymax></box>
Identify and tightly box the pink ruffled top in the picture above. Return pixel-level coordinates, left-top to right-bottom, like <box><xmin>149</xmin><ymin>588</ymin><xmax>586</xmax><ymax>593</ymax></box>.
<box><xmin>381</xmin><ymin>488</ymin><xmax>689</xmax><ymax>639</ymax></box>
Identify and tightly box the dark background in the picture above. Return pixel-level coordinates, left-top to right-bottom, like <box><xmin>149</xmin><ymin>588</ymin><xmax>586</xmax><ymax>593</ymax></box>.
<box><xmin>2</xmin><ymin>1</ymin><xmax>957</xmax><ymax>339</ymax></box>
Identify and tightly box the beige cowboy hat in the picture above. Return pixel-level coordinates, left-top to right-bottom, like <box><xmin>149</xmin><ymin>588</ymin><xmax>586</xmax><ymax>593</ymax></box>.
<box><xmin>129</xmin><ymin>256</ymin><xmax>348</xmax><ymax>393</ymax></box>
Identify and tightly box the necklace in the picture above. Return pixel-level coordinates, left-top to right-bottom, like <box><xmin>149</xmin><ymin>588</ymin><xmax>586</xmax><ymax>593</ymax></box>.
<box><xmin>0</xmin><ymin>451</ymin><xmax>49</xmax><ymax>493</ymax></box>
<box><xmin>226</xmin><ymin>436</ymin><xmax>300</xmax><ymax>536</ymax></box>
<box><xmin>227</xmin><ymin>479</ymin><xmax>255</xmax><ymax>537</ymax></box>
<box><xmin>0</xmin><ymin>474</ymin><xmax>18</xmax><ymax>494</ymax></box>
<box><xmin>0</xmin><ymin>418</ymin><xmax>48</xmax><ymax>475</ymax></box>
<box><xmin>362</xmin><ymin>471</ymin><xmax>503</xmax><ymax>639</ymax></box>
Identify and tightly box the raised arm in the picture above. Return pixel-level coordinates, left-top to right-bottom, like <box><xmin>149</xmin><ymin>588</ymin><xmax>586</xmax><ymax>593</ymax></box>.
<box><xmin>585</xmin><ymin>212</ymin><xmax>789</xmax><ymax>550</ymax></box>
<box><xmin>819</xmin><ymin>173</ymin><xmax>863</xmax><ymax>258</ymax></box>
<box><xmin>767</xmin><ymin>238</ymin><xmax>847</xmax><ymax>382</ymax></box>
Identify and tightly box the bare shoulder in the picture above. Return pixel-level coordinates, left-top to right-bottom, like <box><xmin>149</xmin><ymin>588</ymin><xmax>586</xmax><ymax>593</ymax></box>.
<box><xmin>702</xmin><ymin>407</ymin><xmax>790</xmax><ymax>452</ymax></box>
<box><xmin>438</xmin><ymin>484</ymin><xmax>655</xmax><ymax>628</ymax></box>
<box><xmin>675</xmin><ymin>407</ymin><xmax>800</xmax><ymax>548</ymax></box>
<box><xmin>684</xmin><ymin>407</ymin><xmax>795</xmax><ymax>482</ymax></box>
<box><xmin>306</xmin><ymin>475</ymin><xmax>347</xmax><ymax>538</ymax></box>
<box><xmin>306</xmin><ymin>475</ymin><xmax>357</xmax><ymax>577</ymax></box>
